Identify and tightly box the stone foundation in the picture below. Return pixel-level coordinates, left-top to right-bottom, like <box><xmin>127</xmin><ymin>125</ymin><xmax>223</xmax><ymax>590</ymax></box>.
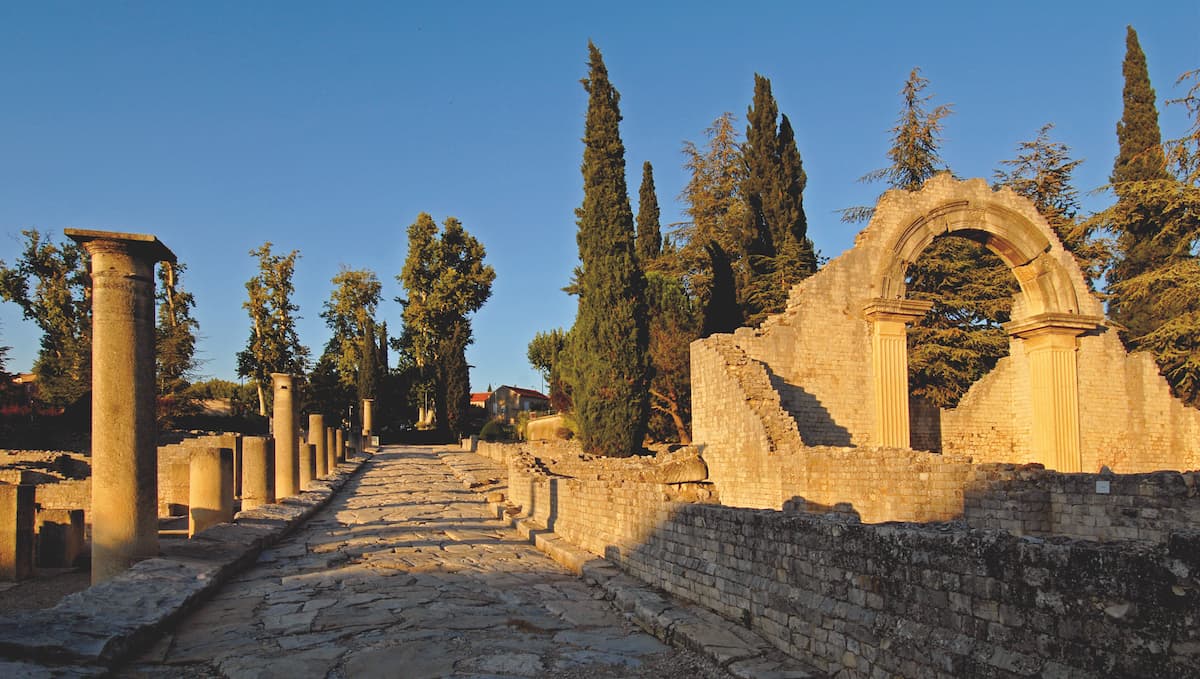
<box><xmin>490</xmin><ymin>442</ymin><xmax>1200</xmax><ymax>678</ymax></box>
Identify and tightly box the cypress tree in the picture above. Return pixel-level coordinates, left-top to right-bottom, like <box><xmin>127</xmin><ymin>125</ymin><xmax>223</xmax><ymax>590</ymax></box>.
<box><xmin>701</xmin><ymin>241</ymin><xmax>742</xmax><ymax>336</ymax></box>
<box><xmin>567</xmin><ymin>42</ymin><xmax>651</xmax><ymax>457</ymax></box>
<box><xmin>1108</xmin><ymin>26</ymin><xmax>1172</xmax><ymax>341</ymax></box>
<box><xmin>636</xmin><ymin>161</ymin><xmax>663</xmax><ymax>265</ymax></box>
<box><xmin>741</xmin><ymin>75</ymin><xmax>817</xmax><ymax>324</ymax></box>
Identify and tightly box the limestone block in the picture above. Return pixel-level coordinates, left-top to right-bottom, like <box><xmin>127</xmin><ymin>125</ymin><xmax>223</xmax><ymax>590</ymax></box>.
<box><xmin>299</xmin><ymin>442</ymin><xmax>316</xmax><ymax>490</ymax></box>
<box><xmin>0</xmin><ymin>484</ymin><xmax>36</xmax><ymax>580</ymax></box>
<box><xmin>35</xmin><ymin>508</ymin><xmax>85</xmax><ymax>568</ymax></box>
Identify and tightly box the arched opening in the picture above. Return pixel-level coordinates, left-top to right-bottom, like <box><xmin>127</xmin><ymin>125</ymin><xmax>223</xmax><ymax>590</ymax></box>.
<box><xmin>866</xmin><ymin>199</ymin><xmax>1102</xmax><ymax>471</ymax></box>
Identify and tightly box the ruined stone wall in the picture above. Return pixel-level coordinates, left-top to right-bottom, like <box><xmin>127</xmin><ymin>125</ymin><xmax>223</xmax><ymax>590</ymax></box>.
<box><xmin>157</xmin><ymin>444</ymin><xmax>191</xmax><ymax>516</ymax></box>
<box><xmin>33</xmin><ymin>479</ymin><xmax>91</xmax><ymax>528</ymax></box>
<box><xmin>692</xmin><ymin>176</ymin><xmax>1200</xmax><ymax>489</ymax></box>
<box><xmin>502</xmin><ymin>451</ymin><xmax>1199</xmax><ymax>678</ymax></box>
<box><xmin>964</xmin><ymin>468</ymin><xmax>1200</xmax><ymax>543</ymax></box>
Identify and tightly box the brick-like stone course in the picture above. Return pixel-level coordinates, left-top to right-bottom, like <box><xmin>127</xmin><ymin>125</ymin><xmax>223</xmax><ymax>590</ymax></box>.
<box><xmin>493</xmin><ymin>442</ymin><xmax>1200</xmax><ymax>678</ymax></box>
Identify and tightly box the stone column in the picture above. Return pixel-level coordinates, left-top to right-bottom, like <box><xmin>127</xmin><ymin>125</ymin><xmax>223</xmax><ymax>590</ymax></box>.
<box><xmin>0</xmin><ymin>484</ymin><xmax>35</xmax><ymax>580</ymax></box>
<box><xmin>66</xmin><ymin>229</ymin><xmax>174</xmax><ymax>584</ymax></box>
<box><xmin>335</xmin><ymin>428</ymin><xmax>346</xmax><ymax>463</ymax></box>
<box><xmin>362</xmin><ymin>398</ymin><xmax>375</xmax><ymax>449</ymax></box>
<box><xmin>188</xmin><ymin>447</ymin><xmax>234</xmax><ymax>536</ymax></box>
<box><xmin>299</xmin><ymin>441</ymin><xmax>316</xmax><ymax>490</ymax></box>
<box><xmin>326</xmin><ymin>427</ymin><xmax>336</xmax><ymax>471</ymax></box>
<box><xmin>241</xmin><ymin>436</ymin><xmax>275</xmax><ymax>510</ymax></box>
<box><xmin>272</xmin><ymin>373</ymin><xmax>299</xmax><ymax>499</ymax></box>
<box><xmin>309</xmin><ymin>414</ymin><xmax>327</xmax><ymax>478</ymax></box>
<box><xmin>863</xmin><ymin>299</ymin><xmax>934</xmax><ymax>449</ymax></box>
<box><xmin>1007</xmin><ymin>314</ymin><xmax>1102</xmax><ymax>473</ymax></box>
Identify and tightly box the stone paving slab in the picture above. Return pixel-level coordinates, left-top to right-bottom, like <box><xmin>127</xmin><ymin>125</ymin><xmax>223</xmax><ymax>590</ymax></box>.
<box><xmin>0</xmin><ymin>455</ymin><xmax>371</xmax><ymax>673</ymax></box>
<box><xmin>438</xmin><ymin>449</ymin><xmax>823</xmax><ymax>679</ymax></box>
<box><xmin>116</xmin><ymin>445</ymin><xmax>736</xmax><ymax>678</ymax></box>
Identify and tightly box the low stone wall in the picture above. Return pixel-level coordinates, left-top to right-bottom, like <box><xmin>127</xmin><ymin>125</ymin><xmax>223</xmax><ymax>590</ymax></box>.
<box><xmin>964</xmin><ymin>468</ymin><xmax>1200</xmax><ymax>543</ymax></box>
<box><xmin>496</xmin><ymin>443</ymin><xmax>1200</xmax><ymax>677</ymax></box>
<box><xmin>33</xmin><ymin>479</ymin><xmax>91</xmax><ymax>528</ymax></box>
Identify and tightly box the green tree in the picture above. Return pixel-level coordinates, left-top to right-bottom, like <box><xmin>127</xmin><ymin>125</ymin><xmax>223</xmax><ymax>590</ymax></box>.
<box><xmin>155</xmin><ymin>260</ymin><xmax>200</xmax><ymax>425</ymax></box>
<box><xmin>527</xmin><ymin>328</ymin><xmax>570</xmax><ymax>412</ymax></box>
<box><xmin>851</xmin><ymin>68</ymin><xmax>1014</xmax><ymax>408</ymax></box>
<box><xmin>1106</xmin><ymin>26</ymin><xmax>1176</xmax><ymax>343</ymax></box>
<box><xmin>646</xmin><ymin>272</ymin><xmax>698</xmax><ymax>443</ymax></box>
<box><xmin>741</xmin><ymin>75</ymin><xmax>818</xmax><ymax>324</ymax></box>
<box><xmin>676</xmin><ymin>112</ymin><xmax>750</xmax><ymax>309</ymax></box>
<box><xmin>1099</xmin><ymin>68</ymin><xmax>1200</xmax><ymax>405</ymax></box>
<box><xmin>315</xmin><ymin>267</ymin><xmax>382</xmax><ymax>420</ymax></box>
<box><xmin>636</xmin><ymin>161</ymin><xmax>663</xmax><ymax>266</ymax></box>
<box><xmin>566</xmin><ymin>42</ymin><xmax>651</xmax><ymax>457</ymax></box>
<box><xmin>236</xmin><ymin>243</ymin><xmax>309</xmax><ymax>416</ymax></box>
<box><xmin>701</xmin><ymin>241</ymin><xmax>742</xmax><ymax>336</ymax></box>
<box><xmin>398</xmin><ymin>213</ymin><xmax>494</xmax><ymax>439</ymax></box>
<box><xmin>994</xmin><ymin>124</ymin><xmax>1109</xmax><ymax>288</ymax></box>
<box><xmin>0</xmin><ymin>230</ymin><xmax>91</xmax><ymax>408</ymax></box>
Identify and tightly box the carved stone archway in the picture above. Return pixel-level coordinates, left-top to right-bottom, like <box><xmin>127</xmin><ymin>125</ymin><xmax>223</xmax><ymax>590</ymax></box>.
<box><xmin>865</xmin><ymin>190</ymin><xmax>1102</xmax><ymax>471</ymax></box>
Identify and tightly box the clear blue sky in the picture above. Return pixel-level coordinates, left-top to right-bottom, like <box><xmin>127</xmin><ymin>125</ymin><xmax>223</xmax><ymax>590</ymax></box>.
<box><xmin>1</xmin><ymin>1</ymin><xmax>1196</xmax><ymax>394</ymax></box>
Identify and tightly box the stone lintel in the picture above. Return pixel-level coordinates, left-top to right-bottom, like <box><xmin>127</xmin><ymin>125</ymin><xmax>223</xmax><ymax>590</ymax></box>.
<box><xmin>862</xmin><ymin>298</ymin><xmax>935</xmax><ymax>324</ymax></box>
<box><xmin>1005</xmin><ymin>313</ymin><xmax>1104</xmax><ymax>340</ymax></box>
<box><xmin>65</xmin><ymin>228</ymin><xmax>177</xmax><ymax>264</ymax></box>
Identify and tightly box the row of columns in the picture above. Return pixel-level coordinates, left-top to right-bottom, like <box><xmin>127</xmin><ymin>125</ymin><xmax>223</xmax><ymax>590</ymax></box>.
<box><xmin>863</xmin><ymin>297</ymin><xmax>1102</xmax><ymax>473</ymax></box>
<box><xmin>62</xmin><ymin>229</ymin><xmax>379</xmax><ymax>584</ymax></box>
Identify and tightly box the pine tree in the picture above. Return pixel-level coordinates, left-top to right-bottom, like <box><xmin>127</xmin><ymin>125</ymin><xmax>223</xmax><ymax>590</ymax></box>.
<box><xmin>741</xmin><ymin>75</ymin><xmax>817</xmax><ymax>325</ymax></box>
<box><xmin>851</xmin><ymin>68</ymin><xmax>1015</xmax><ymax>408</ymax></box>
<box><xmin>636</xmin><ymin>161</ymin><xmax>663</xmax><ymax>266</ymax></box>
<box><xmin>994</xmin><ymin>124</ymin><xmax>1109</xmax><ymax>288</ymax></box>
<box><xmin>677</xmin><ymin>112</ymin><xmax>750</xmax><ymax>308</ymax></box>
<box><xmin>566</xmin><ymin>42</ymin><xmax>651</xmax><ymax>457</ymax></box>
<box><xmin>319</xmin><ymin>267</ymin><xmax>382</xmax><ymax>419</ymax></box>
<box><xmin>646</xmin><ymin>272</ymin><xmax>697</xmax><ymax>443</ymax></box>
<box><xmin>1107</xmin><ymin>26</ymin><xmax>1174</xmax><ymax>342</ymax></box>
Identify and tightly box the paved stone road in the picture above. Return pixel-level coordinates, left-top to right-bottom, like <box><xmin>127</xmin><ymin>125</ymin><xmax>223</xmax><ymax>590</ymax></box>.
<box><xmin>120</xmin><ymin>446</ymin><xmax>733</xmax><ymax>679</ymax></box>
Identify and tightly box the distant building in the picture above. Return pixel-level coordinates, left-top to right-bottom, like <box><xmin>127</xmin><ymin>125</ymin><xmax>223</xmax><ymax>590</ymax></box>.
<box><xmin>470</xmin><ymin>392</ymin><xmax>490</xmax><ymax>409</ymax></box>
<box><xmin>486</xmin><ymin>385</ymin><xmax>550</xmax><ymax>422</ymax></box>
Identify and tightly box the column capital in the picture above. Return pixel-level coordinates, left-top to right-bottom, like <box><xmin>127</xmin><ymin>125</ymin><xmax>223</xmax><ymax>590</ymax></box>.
<box><xmin>1005</xmin><ymin>313</ymin><xmax>1104</xmax><ymax>340</ymax></box>
<box><xmin>65</xmin><ymin>229</ymin><xmax>176</xmax><ymax>264</ymax></box>
<box><xmin>863</xmin><ymin>298</ymin><xmax>934</xmax><ymax>324</ymax></box>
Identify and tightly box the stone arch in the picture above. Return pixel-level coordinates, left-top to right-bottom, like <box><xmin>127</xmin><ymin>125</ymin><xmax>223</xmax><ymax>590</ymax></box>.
<box><xmin>861</xmin><ymin>177</ymin><xmax>1103</xmax><ymax>471</ymax></box>
<box><xmin>877</xmin><ymin>200</ymin><xmax>1083</xmax><ymax>317</ymax></box>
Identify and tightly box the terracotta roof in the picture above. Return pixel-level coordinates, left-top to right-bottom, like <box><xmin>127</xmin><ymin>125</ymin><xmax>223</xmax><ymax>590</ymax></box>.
<box><xmin>500</xmin><ymin>385</ymin><xmax>549</xmax><ymax>400</ymax></box>
<box><xmin>470</xmin><ymin>392</ymin><xmax>490</xmax><ymax>403</ymax></box>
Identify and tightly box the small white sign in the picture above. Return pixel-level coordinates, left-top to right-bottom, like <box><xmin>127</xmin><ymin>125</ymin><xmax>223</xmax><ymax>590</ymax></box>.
<box><xmin>1096</xmin><ymin>480</ymin><xmax>1111</xmax><ymax>495</ymax></box>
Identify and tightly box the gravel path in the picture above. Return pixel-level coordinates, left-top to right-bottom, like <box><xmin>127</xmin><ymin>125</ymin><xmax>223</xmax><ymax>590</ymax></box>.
<box><xmin>119</xmin><ymin>445</ymin><xmax>733</xmax><ymax>679</ymax></box>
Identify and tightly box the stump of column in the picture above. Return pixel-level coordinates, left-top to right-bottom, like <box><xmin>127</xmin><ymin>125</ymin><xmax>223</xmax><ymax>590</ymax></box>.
<box><xmin>335</xmin><ymin>428</ymin><xmax>346</xmax><ymax>463</ymax></box>
<box><xmin>241</xmin><ymin>436</ymin><xmax>275</xmax><ymax>510</ymax></box>
<box><xmin>67</xmin><ymin>229</ymin><xmax>174</xmax><ymax>584</ymax></box>
<box><xmin>325</xmin><ymin>427</ymin><xmax>336</xmax><ymax>472</ymax></box>
<box><xmin>1007</xmin><ymin>313</ymin><xmax>1103</xmax><ymax>473</ymax></box>
<box><xmin>1</xmin><ymin>484</ymin><xmax>36</xmax><ymax>581</ymax></box>
<box><xmin>309</xmin><ymin>414</ymin><xmax>327</xmax><ymax>478</ymax></box>
<box><xmin>299</xmin><ymin>441</ymin><xmax>316</xmax><ymax>490</ymax></box>
<box><xmin>272</xmin><ymin>374</ymin><xmax>299</xmax><ymax>499</ymax></box>
<box><xmin>362</xmin><ymin>398</ymin><xmax>375</xmax><ymax>450</ymax></box>
<box><xmin>217</xmin><ymin>433</ymin><xmax>244</xmax><ymax>498</ymax></box>
<box><xmin>188</xmin><ymin>446</ymin><xmax>234</xmax><ymax>537</ymax></box>
<box><xmin>863</xmin><ymin>298</ymin><xmax>933</xmax><ymax>449</ymax></box>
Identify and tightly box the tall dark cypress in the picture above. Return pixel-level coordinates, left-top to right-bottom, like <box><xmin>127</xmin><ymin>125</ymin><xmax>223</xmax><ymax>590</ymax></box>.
<box><xmin>741</xmin><ymin>75</ymin><xmax>817</xmax><ymax>324</ymax></box>
<box><xmin>1108</xmin><ymin>26</ymin><xmax>1172</xmax><ymax>341</ymax></box>
<box><xmin>568</xmin><ymin>42</ymin><xmax>651</xmax><ymax>457</ymax></box>
<box><xmin>702</xmin><ymin>241</ymin><xmax>742</xmax><ymax>337</ymax></box>
<box><xmin>636</xmin><ymin>161</ymin><xmax>662</xmax><ymax>265</ymax></box>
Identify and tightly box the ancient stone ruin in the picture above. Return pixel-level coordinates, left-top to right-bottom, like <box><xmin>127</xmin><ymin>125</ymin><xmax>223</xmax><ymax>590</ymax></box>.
<box><xmin>691</xmin><ymin>175</ymin><xmax>1200</xmax><ymax>514</ymax></box>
